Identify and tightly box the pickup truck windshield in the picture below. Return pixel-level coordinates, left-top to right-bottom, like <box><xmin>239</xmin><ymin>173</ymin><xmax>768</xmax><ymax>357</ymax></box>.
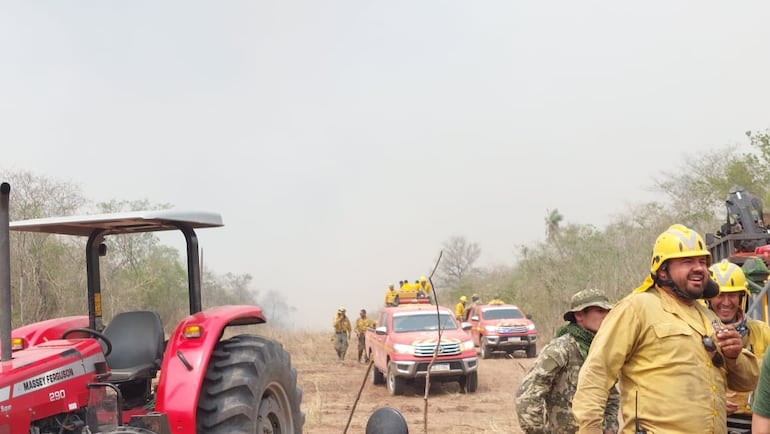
<box><xmin>482</xmin><ymin>308</ymin><xmax>523</xmax><ymax>320</ymax></box>
<box><xmin>393</xmin><ymin>313</ymin><xmax>458</xmax><ymax>332</ymax></box>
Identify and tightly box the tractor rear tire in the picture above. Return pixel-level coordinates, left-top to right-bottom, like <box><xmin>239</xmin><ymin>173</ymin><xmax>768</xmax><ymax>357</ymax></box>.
<box><xmin>196</xmin><ymin>334</ymin><xmax>304</xmax><ymax>434</ymax></box>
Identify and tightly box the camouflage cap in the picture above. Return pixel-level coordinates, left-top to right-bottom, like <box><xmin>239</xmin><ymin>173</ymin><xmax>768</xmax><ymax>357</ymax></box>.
<box><xmin>563</xmin><ymin>288</ymin><xmax>613</xmax><ymax>322</ymax></box>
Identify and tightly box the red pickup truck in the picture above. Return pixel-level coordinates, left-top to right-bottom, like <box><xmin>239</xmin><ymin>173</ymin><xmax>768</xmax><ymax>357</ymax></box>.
<box><xmin>468</xmin><ymin>304</ymin><xmax>537</xmax><ymax>358</ymax></box>
<box><xmin>365</xmin><ymin>305</ymin><xmax>478</xmax><ymax>395</ymax></box>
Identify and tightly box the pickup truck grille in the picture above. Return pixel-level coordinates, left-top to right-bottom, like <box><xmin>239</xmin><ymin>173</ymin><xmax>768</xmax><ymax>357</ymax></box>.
<box><xmin>414</xmin><ymin>342</ymin><xmax>461</xmax><ymax>357</ymax></box>
<box><xmin>498</xmin><ymin>325</ymin><xmax>528</xmax><ymax>334</ymax></box>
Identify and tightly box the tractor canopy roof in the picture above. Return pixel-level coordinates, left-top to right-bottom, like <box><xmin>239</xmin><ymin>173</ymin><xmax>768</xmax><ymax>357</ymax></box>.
<box><xmin>8</xmin><ymin>209</ymin><xmax>224</xmax><ymax>328</ymax></box>
<box><xmin>10</xmin><ymin>210</ymin><xmax>223</xmax><ymax>236</ymax></box>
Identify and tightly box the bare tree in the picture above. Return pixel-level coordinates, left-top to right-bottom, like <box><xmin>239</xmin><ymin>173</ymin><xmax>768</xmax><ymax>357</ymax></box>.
<box><xmin>437</xmin><ymin>236</ymin><xmax>481</xmax><ymax>289</ymax></box>
<box><xmin>259</xmin><ymin>289</ymin><xmax>293</xmax><ymax>328</ymax></box>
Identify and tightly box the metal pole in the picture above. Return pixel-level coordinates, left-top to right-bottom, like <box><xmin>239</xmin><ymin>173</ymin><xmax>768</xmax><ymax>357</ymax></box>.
<box><xmin>0</xmin><ymin>183</ymin><xmax>12</xmax><ymax>361</ymax></box>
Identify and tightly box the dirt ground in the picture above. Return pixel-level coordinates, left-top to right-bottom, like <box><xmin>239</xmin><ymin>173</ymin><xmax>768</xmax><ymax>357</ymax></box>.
<box><xmin>288</xmin><ymin>335</ymin><xmax>537</xmax><ymax>434</ymax></box>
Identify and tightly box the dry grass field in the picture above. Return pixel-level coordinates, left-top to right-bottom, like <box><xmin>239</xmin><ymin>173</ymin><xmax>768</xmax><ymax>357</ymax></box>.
<box><xmin>266</xmin><ymin>328</ymin><xmax>537</xmax><ymax>433</ymax></box>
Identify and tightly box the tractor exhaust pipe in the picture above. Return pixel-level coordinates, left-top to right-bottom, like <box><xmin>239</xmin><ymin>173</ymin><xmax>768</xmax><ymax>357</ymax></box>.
<box><xmin>0</xmin><ymin>183</ymin><xmax>11</xmax><ymax>361</ymax></box>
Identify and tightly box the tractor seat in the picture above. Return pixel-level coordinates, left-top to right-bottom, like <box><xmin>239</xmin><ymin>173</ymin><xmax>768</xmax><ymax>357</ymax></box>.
<box><xmin>103</xmin><ymin>311</ymin><xmax>165</xmax><ymax>383</ymax></box>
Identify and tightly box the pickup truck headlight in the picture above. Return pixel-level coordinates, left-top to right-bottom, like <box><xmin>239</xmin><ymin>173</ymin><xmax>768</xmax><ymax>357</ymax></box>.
<box><xmin>461</xmin><ymin>340</ymin><xmax>475</xmax><ymax>351</ymax></box>
<box><xmin>484</xmin><ymin>325</ymin><xmax>498</xmax><ymax>333</ymax></box>
<box><xmin>393</xmin><ymin>343</ymin><xmax>414</xmax><ymax>355</ymax></box>
<box><xmin>527</xmin><ymin>323</ymin><xmax>536</xmax><ymax>331</ymax></box>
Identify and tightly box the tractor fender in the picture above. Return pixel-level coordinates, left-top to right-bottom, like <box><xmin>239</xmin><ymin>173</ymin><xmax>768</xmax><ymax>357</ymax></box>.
<box><xmin>12</xmin><ymin>315</ymin><xmax>89</xmax><ymax>348</ymax></box>
<box><xmin>154</xmin><ymin>305</ymin><xmax>266</xmax><ymax>433</ymax></box>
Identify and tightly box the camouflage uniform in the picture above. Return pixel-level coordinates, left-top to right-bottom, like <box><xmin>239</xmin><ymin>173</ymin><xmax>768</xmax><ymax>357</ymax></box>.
<box><xmin>515</xmin><ymin>332</ymin><xmax>619</xmax><ymax>433</ymax></box>
<box><xmin>516</xmin><ymin>288</ymin><xmax>617</xmax><ymax>434</ymax></box>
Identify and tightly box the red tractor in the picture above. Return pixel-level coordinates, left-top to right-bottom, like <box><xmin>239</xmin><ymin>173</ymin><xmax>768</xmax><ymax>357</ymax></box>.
<box><xmin>0</xmin><ymin>183</ymin><xmax>303</xmax><ymax>433</ymax></box>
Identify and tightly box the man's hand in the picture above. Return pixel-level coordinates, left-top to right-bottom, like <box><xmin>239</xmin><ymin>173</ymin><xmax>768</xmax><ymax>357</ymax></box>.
<box><xmin>715</xmin><ymin>324</ymin><xmax>743</xmax><ymax>359</ymax></box>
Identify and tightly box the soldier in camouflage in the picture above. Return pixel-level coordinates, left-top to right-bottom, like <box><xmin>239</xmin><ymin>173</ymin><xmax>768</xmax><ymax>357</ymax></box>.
<box><xmin>515</xmin><ymin>288</ymin><xmax>619</xmax><ymax>434</ymax></box>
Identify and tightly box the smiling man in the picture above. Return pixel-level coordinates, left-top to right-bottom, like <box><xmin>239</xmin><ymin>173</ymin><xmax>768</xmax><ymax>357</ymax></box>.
<box><xmin>573</xmin><ymin>224</ymin><xmax>759</xmax><ymax>434</ymax></box>
<box><xmin>708</xmin><ymin>259</ymin><xmax>770</xmax><ymax>433</ymax></box>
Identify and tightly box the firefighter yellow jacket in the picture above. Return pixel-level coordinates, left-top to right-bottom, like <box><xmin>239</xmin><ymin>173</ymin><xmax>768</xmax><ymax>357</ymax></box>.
<box><xmin>573</xmin><ymin>286</ymin><xmax>758</xmax><ymax>434</ymax></box>
<box><xmin>454</xmin><ymin>302</ymin><xmax>466</xmax><ymax>319</ymax></box>
<box><xmin>384</xmin><ymin>289</ymin><xmax>398</xmax><ymax>306</ymax></box>
<box><xmin>729</xmin><ymin>318</ymin><xmax>770</xmax><ymax>415</ymax></box>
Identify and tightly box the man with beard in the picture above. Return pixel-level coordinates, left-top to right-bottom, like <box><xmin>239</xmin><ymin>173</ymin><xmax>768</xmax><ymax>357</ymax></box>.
<box><xmin>708</xmin><ymin>259</ymin><xmax>770</xmax><ymax>433</ymax></box>
<box><xmin>573</xmin><ymin>224</ymin><xmax>759</xmax><ymax>434</ymax></box>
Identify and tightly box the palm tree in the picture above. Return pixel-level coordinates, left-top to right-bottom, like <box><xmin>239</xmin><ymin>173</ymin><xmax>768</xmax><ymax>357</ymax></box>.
<box><xmin>544</xmin><ymin>209</ymin><xmax>563</xmax><ymax>242</ymax></box>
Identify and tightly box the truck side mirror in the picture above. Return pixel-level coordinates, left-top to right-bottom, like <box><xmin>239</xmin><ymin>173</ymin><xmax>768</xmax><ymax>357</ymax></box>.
<box><xmin>375</xmin><ymin>326</ymin><xmax>387</xmax><ymax>335</ymax></box>
<box><xmin>461</xmin><ymin>322</ymin><xmax>472</xmax><ymax>331</ymax></box>
<box><xmin>470</xmin><ymin>315</ymin><xmax>479</xmax><ymax>322</ymax></box>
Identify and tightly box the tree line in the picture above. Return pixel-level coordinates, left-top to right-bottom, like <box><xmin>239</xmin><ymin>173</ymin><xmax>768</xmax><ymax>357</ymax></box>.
<box><xmin>4</xmin><ymin>130</ymin><xmax>770</xmax><ymax>336</ymax></box>
<box><xmin>0</xmin><ymin>170</ymin><xmax>292</xmax><ymax>331</ymax></box>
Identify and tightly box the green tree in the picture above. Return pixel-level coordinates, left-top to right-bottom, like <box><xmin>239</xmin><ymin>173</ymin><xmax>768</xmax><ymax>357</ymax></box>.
<box><xmin>1</xmin><ymin>170</ymin><xmax>87</xmax><ymax>325</ymax></box>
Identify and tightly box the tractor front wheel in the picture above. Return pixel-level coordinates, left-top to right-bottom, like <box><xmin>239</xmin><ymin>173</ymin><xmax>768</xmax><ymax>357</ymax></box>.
<box><xmin>196</xmin><ymin>334</ymin><xmax>304</xmax><ymax>434</ymax></box>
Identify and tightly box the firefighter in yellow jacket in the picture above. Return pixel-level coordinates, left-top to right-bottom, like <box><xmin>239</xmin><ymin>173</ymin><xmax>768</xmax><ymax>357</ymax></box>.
<box><xmin>333</xmin><ymin>307</ymin><xmax>352</xmax><ymax>361</ymax></box>
<box><xmin>454</xmin><ymin>296</ymin><xmax>467</xmax><ymax>321</ymax></box>
<box><xmin>573</xmin><ymin>224</ymin><xmax>758</xmax><ymax>434</ymax></box>
<box><xmin>355</xmin><ymin>309</ymin><xmax>374</xmax><ymax>363</ymax></box>
<box><xmin>708</xmin><ymin>259</ymin><xmax>770</xmax><ymax>433</ymax></box>
<box><xmin>417</xmin><ymin>276</ymin><xmax>432</xmax><ymax>298</ymax></box>
<box><xmin>384</xmin><ymin>283</ymin><xmax>398</xmax><ymax>306</ymax></box>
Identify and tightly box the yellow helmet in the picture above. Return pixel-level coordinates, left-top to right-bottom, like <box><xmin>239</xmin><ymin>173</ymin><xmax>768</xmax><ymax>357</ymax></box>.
<box><xmin>634</xmin><ymin>224</ymin><xmax>714</xmax><ymax>295</ymax></box>
<box><xmin>650</xmin><ymin>224</ymin><xmax>711</xmax><ymax>274</ymax></box>
<box><xmin>709</xmin><ymin>259</ymin><xmax>750</xmax><ymax>297</ymax></box>
<box><xmin>460</xmin><ymin>295</ymin><xmax>467</xmax><ymax>302</ymax></box>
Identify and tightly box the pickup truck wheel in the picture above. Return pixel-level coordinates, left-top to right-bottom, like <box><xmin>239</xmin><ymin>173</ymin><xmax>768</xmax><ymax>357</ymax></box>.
<box><xmin>372</xmin><ymin>364</ymin><xmax>385</xmax><ymax>385</ymax></box>
<box><xmin>480</xmin><ymin>337</ymin><xmax>490</xmax><ymax>359</ymax></box>
<box><xmin>386</xmin><ymin>362</ymin><xmax>405</xmax><ymax>396</ymax></box>
<box><xmin>196</xmin><ymin>334</ymin><xmax>304</xmax><ymax>434</ymax></box>
<box><xmin>526</xmin><ymin>343</ymin><xmax>537</xmax><ymax>358</ymax></box>
<box><xmin>461</xmin><ymin>371</ymin><xmax>478</xmax><ymax>393</ymax></box>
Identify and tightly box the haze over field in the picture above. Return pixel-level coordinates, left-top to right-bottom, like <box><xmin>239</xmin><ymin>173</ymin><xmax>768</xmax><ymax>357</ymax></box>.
<box><xmin>3</xmin><ymin>2</ymin><xmax>770</xmax><ymax>328</ymax></box>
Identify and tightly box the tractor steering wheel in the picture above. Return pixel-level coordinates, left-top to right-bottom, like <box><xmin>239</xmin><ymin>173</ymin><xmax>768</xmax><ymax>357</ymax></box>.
<box><xmin>62</xmin><ymin>328</ymin><xmax>113</xmax><ymax>357</ymax></box>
